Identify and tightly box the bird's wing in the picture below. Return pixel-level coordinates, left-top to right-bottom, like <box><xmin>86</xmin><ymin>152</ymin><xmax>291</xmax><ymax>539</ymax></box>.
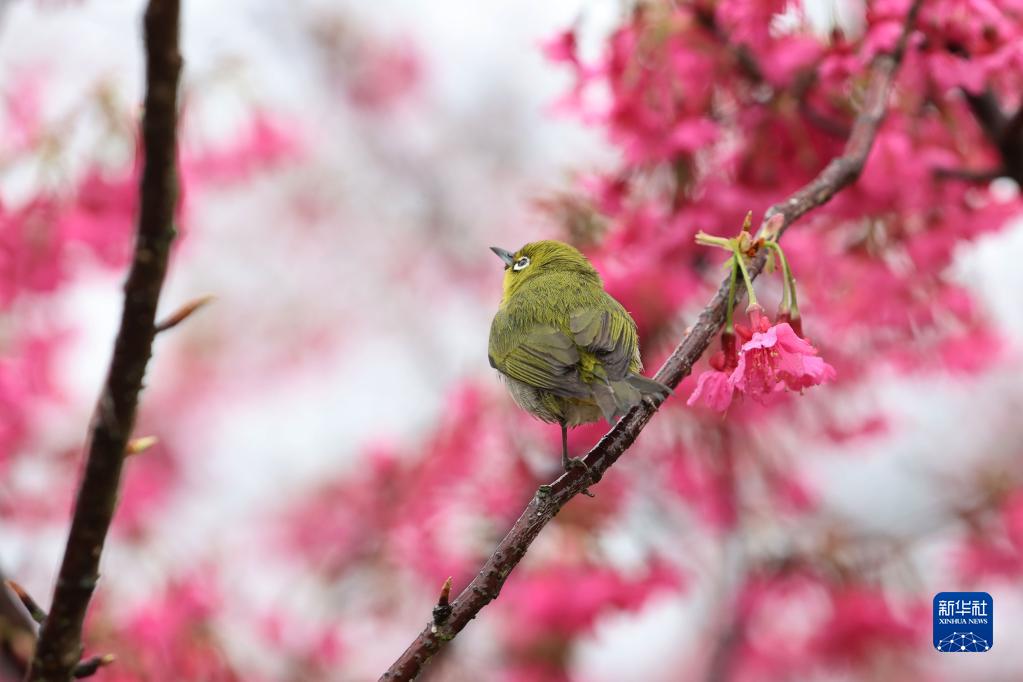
<box><xmin>490</xmin><ymin>321</ymin><xmax>591</xmax><ymax>399</ymax></box>
<box><xmin>568</xmin><ymin>302</ymin><xmax>639</xmax><ymax>380</ymax></box>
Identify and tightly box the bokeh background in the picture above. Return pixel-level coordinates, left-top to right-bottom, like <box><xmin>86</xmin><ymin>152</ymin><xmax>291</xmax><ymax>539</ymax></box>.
<box><xmin>2</xmin><ymin>0</ymin><xmax>1023</xmax><ymax>680</ymax></box>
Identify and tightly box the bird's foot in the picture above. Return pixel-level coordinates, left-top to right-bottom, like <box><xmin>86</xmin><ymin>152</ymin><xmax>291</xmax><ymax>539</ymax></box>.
<box><xmin>563</xmin><ymin>456</ymin><xmax>596</xmax><ymax>497</ymax></box>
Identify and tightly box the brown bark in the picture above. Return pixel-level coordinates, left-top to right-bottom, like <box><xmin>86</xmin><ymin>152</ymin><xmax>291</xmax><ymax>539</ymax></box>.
<box><xmin>25</xmin><ymin>1</ymin><xmax>182</xmax><ymax>680</ymax></box>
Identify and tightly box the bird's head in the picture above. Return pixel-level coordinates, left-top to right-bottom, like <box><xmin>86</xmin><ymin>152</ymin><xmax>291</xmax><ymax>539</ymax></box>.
<box><xmin>490</xmin><ymin>240</ymin><xmax>600</xmax><ymax>303</ymax></box>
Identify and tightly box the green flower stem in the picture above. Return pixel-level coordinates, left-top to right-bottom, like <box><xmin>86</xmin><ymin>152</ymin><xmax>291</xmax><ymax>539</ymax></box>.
<box><xmin>725</xmin><ymin>256</ymin><xmax>738</xmax><ymax>334</ymax></box>
<box><xmin>764</xmin><ymin>241</ymin><xmax>792</xmax><ymax>314</ymax></box>
<box><xmin>732</xmin><ymin>245</ymin><xmax>758</xmax><ymax>309</ymax></box>
<box><xmin>770</xmin><ymin>241</ymin><xmax>800</xmax><ymax>319</ymax></box>
<box><xmin>788</xmin><ymin>273</ymin><xmax>801</xmax><ymax>320</ymax></box>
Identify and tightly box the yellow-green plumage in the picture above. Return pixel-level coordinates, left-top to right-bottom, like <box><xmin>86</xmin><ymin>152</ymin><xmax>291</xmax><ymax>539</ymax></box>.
<box><xmin>488</xmin><ymin>241</ymin><xmax>670</xmax><ymax>435</ymax></box>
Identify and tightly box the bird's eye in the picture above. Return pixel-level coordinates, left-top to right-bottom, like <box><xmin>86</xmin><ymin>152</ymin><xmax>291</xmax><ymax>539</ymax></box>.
<box><xmin>513</xmin><ymin>256</ymin><xmax>530</xmax><ymax>271</ymax></box>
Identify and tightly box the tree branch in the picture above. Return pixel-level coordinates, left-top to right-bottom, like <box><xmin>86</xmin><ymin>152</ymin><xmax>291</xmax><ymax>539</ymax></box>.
<box><xmin>964</xmin><ymin>88</ymin><xmax>1007</xmax><ymax>143</ymax></box>
<box><xmin>25</xmin><ymin>2</ymin><xmax>182</xmax><ymax>680</ymax></box>
<box><xmin>932</xmin><ymin>166</ymin><xmax>1002</xmax><ymax>182</ymax></box>
<box><xmin>1005</xmin><ymin>103</ymin><xmax>1023</xmax><ymax>147</ymax></box>
<box><xmin>959</xmin><ymin>88</ymin><xmax>1023</xmax><ymax>184</ymax></box>
<box><xmin>379</xmin><ymin>1</ymin><xmax>923</xmax><ymax>679</ymax></box>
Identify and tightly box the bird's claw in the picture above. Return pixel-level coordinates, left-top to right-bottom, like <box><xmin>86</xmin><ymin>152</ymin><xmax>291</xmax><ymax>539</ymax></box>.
<box><xmin>563</xmin><ymin>456</ymin><xmax>596</xmax><ymax>497</ymax></box>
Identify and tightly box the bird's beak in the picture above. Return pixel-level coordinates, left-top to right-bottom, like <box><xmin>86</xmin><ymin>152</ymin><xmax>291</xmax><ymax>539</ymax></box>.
<box><xmin>490</xmin><ymin>246</ymin><xmax>515</xmax><ymax>267</ymax></box>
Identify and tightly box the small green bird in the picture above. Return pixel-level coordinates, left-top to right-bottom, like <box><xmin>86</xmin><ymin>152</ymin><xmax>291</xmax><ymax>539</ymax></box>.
<box><xmin>488</xmin><ymin>240</ymin><xmax>671</xmax><ymax>474</ymax></box>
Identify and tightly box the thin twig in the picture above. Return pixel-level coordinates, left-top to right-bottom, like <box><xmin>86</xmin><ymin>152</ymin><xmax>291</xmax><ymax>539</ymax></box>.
<box><xmin>379</xmin><ymin>1</ymin><xmax>923</xmax><ymax>679</ymax></box>
<box><xmin>25</xmin><ymin>1</ymin><xmax>182</xmax><ymax>680</ymax></box>
<box><xmin>124</xmin><ymin>435</ymin><xmax>159</xmax><ymax>456</ymax></box>
<box><xmin>154</xmin><ymin>294</ymin><xmax>214</xmax><ymax>333</ymax></box>
<box><xmin>70</xmin><ymin>655</ymin><xmax>115</xmax><ymax>680</ymax></box>
<box><xmin>933</xmin><ymin>166</ymin><xmax>1002</xmax><ymax>183</ymax></box>
<box><xmin>4</xmin><ymin>581</ymin><xmax>45</xmax><ymax>626</ymax></box>
<box><xmin>1</xmin><ymin>571</ymin><xmax>37</xmax><ymax>679</ymax></box>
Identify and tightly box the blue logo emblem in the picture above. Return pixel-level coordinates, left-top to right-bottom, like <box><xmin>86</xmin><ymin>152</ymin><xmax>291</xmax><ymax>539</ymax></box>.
<box><xmin>933</xmin><ymin>592</ymin><xmax>993</xmax><ymax>652</ymax></box>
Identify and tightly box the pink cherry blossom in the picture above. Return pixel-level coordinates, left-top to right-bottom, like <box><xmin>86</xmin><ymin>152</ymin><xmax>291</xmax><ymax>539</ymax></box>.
<box><xmin>184</xmin><ymin>113</ymin><xmax>301</xmax><ymax>185</ymax></box>
<box><xmin>732</xmin><ymin>322</ymin><xmax>835</xmax><ymax>400</ymax></box>
<box><xmin>688</xmin><ymin>330</ymin><xmax>741</xmax><ymax>412</ymax></box>
<box><xmin>540</xmin><ymin>29</ymin><xmax>578</xmax><ymax>66</ymax></box>
<box><xmin>687</xmin><ymin>368</ymin><xmax>738</xmax><ymax>412</ymax></box>
<box><xmin>59</xmin><ymin>168</ymin><xmax>138</xmax><ymax>268</ymax></box>
<box><xmin>345</xmin><ymin>39</ymin><xmax>421</xmax><ymax>112</ymax></box>
<box><xmin>0</xmin><ymin>197</ymin><xmax>64</xmax><ymax>305</ymax></box>
<box><xmin>500</xmin><ymin>561</ymin><xmax>679</xmax><ymax>645</ymax></box>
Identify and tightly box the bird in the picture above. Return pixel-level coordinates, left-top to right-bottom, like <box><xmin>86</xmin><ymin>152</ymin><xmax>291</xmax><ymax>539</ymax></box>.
<box><xmin>488</xmin><ymin>240</ymin><xmax>671</xmax><ymax>476</ymax></box>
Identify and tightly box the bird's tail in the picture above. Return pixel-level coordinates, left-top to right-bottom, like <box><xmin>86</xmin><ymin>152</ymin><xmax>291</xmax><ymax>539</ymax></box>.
<box><xmin>591</xmin><ymin>373</ymin><xmax>673</xmax><ymax>423</ymax></box>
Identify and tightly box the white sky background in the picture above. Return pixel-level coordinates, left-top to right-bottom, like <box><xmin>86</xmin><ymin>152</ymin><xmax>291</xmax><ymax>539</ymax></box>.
<box><xmin>2</xmin><ymin>0</ymin><xmax>1023</xmax><ymax>678</ymax></box>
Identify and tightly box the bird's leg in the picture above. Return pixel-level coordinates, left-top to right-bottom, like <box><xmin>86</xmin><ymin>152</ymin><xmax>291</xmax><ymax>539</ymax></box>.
<box><xmin>559</xmin><ymin>423</ymin><xmax>571</xmax><ymax>470</ymax></box>
<box><xmin>560</xmin><ymin>423</ymin><xmax>595</xmax><ymax>497</ymax></box>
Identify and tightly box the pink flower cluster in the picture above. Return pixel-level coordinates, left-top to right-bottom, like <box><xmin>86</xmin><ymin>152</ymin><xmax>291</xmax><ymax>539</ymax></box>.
<box><xmin>688</xmin><ymin>307</ymin><xmax>835</xmax><ymax>412</ymax></box>
<box><xmin>732</xmin><ymin>572</ymin><xmax>924</xmax><ymax>680</ymax></box>
<box><xmin>1</xmin><ymin>74</ymin><xmax>305</xmax><ymax>678</ymax></box>
<box><xmin>0</xmin><ymin>169</ymin><xmax>137</xmax><ymax>307</ymax></box>
<box><xmin>85</xmin><ymin>575</ymin><xmax>242</xmax><ymax>682</ymax></box>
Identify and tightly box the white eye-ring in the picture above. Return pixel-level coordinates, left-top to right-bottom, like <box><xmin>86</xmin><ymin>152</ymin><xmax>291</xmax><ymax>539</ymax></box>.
<box><xmin>513</xmin><ymin>256</ymin><xmax>531</xmax><ymax>271</ymax></box>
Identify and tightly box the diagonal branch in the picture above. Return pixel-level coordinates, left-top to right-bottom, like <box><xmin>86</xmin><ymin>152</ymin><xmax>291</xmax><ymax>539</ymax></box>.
<box><xmin>963</xmin><ymin>88</ymin><xmax>1007</xmax><ymax>142</ymax></box>
<box><xmin>379</xmin><ymin>1</ymin><xmax>923</xmax><ymax>679</ymax></box>
<box><xmin>25</xmin><ymin>1</ymin><xmax>182</xmax><ymax>680</ymax></box>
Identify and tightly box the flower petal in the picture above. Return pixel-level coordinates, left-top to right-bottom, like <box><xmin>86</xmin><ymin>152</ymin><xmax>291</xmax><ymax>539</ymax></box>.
<box><xmin>687</xmin><ymin>370</ymin><xmax>736</xmax><ymax>412</ymax></box>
